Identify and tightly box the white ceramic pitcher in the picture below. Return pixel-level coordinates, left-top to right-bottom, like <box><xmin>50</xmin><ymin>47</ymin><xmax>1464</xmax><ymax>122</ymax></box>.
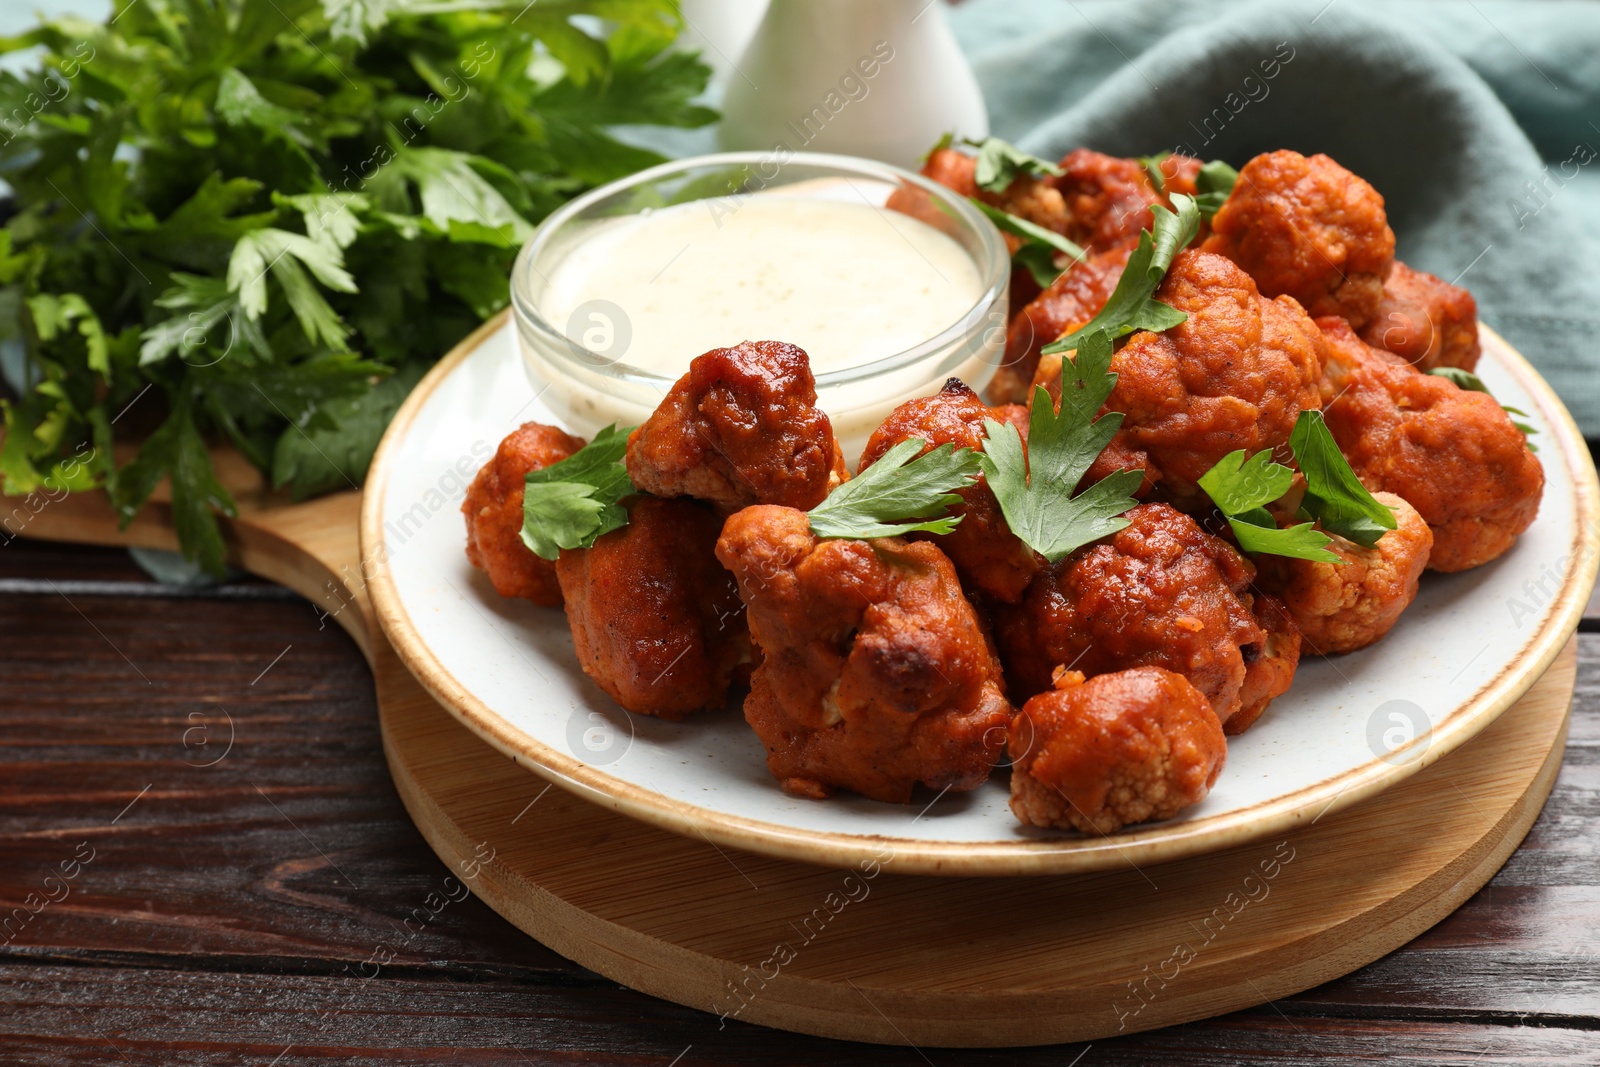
<box><xmin>716</xmin><ymin>0</ymin><xmax>990</xmax><ymax>169</ymax></box>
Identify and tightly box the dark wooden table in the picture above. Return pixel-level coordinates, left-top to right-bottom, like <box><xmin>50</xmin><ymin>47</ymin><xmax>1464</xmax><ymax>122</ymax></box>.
<box><xmin>2</xmin><ymin>536</ymin><xmax>1597</xmax><ymax>1066</ymax></box>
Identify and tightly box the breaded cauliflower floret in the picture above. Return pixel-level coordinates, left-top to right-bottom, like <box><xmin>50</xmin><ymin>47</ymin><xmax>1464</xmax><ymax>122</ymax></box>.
<box><xmin>1033</xmin><ymin>249</ymin><xmax>1325</xmax><ymax>509</ymax></box>
<box><xmin>556</xmin><ymin>496</ymin><xmax>751</xmax><ymax>720</ymax></box>
<box><xmin>911</xmin><ymin>146</ymin><xmax>1072</xmax><ymax>236</ymax></box>
<box><xmin>992</xmin><ymin>503</ymin><xmax>1300</xmax><ymax>733</ymax></box>
<box><xmin>1151</xmin><ymin>153</ymin><xmax>1204</xmax><ymax>201</ymax></box>
<box><xmin>1230</xmin><ymin>592</ymin><xmax>1302</xmax><ymax>735</ymax></box>
<box><xmin>1054</xmin><ymin>148</ymin><xmax>1164</xmax><ymax>250</ymax></box>
<box><xmin>1317</xmin><ymin>317</ymin><xmax>1543</xmax><ymax>572</ymax></box>
<box><xmin>1008</xmin><ymin>667</ymin><xmax>1226</xmax><ymax>834</ymax></box>
<box><xmin>1358</xmin><ymin>260</ymin><xmax>1481</xmax><ymax>372</ymax></box>
<box><xmin>625</xmin><ymin>340</ymin><xmax>847</xmax><ymax>514</ymax></box>
<box><xmin>716</xmin><ymin>505</ymin><xmax>1011</xmax><ymax>803</ymax></box>
<box><xmin>859</xmin><ymin>379</ymin><xmax>1040</xmax><ymax>603</ymax></box>
<box><xmin>462</xmin><ymin>422</ymin><xmax>585</xmax><ymax>604</ymax></box>
<box><xmin>1255</xmin><ymin>492</ymin><xmax>1433</xmax><ymax>655</ymax></box>
<box><xmin>1202</xmin><ymin>150</ymin><xmax>1395</xmax><ymax>327</ymax></box>
<box><xmin>919</xmin><ymin>146</ymin><xmax>981</xmax><ymax>199</ymax></box>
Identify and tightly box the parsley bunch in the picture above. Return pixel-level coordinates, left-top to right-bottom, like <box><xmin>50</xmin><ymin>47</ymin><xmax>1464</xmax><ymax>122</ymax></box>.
<box><xmin>0</xmin><ymin>0</ymin><xmax>713</xmax><ymax>572</ymax></box>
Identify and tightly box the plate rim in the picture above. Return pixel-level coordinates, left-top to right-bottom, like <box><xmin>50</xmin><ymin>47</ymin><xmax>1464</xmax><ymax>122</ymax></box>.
<box><xmin>361</xmin><ymin>311</ymin><xmax>1600</xmax><ymax>876</ymax></box>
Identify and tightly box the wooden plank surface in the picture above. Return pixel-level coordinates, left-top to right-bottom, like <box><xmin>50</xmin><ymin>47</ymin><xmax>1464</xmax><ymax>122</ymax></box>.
<box><xmin>1</xmin><ymin>537</ymin><xmax>1598</xmax><ymax>1063</ymax></box>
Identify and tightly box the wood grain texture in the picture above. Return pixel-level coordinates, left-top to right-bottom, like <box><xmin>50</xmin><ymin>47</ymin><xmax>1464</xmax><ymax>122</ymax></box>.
<box><xmin>0</xmin><ymin>545</ymin><xmax>1596</xmax><ymax>1061</ymax></box>
<box><xmin>377</xmin><ymin>637</ymin><xmax>1574</xmax><ymax>1046</ymax></box>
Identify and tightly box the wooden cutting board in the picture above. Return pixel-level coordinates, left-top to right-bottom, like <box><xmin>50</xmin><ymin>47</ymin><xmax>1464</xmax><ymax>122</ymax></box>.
<box><xmin>10</xmin><ymin>475</ymin><xmax>1576</xmax><ymax>1047</ymax></box>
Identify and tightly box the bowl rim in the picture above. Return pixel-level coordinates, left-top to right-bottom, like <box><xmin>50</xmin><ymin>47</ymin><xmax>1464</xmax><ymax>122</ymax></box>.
<box><xmin>361</xmin><ymin>317</ymin><xmax>1600</xmax><ymax>877</ymax></box>
<box><xmin>508</xmin><ymin>149</ymin><xmax>1012</xmax><ymax>390</ymax></box>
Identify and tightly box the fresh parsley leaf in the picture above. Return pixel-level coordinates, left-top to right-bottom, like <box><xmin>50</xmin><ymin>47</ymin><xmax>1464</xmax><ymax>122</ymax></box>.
<box><xmin>112</xmin><ymin>394</ymin><xmax>239</xmax><ymax>577</ymax></box>
<box><xmin>28</xmin><ymin>293</ymin><xmax>111</xmax><ymax>377</ymax></box>
<box><xmin>1041</xmin><ymin>193</ymin><xmax>1201</xmax><ymax>355</ymax></box>
<box><xmin>270</xmin><ymin>360</ymin><xmax>426</xmax><ymax>500</ymax></box>
<box><xmin>216</xmin><ymin>68</ymin><xmax>313</xmax><ymax>153</ymax></box>
<box><xmin>1195</xmin><ymin>159</ymin><xmax>1238</xmax><ymax>220</ymax></box>
<box><xmin>1289</xmin><ymin>410</ymin><xmax>1397</xmax><ymax>547</ymax></box>
<box><xmin>387</xmin><ymin>147</ymin><xmax>537</xmax><ymax>248</ymax></box>
<box><xmin>226</xmin><ymin>228</ymin><xmax>357</xmax><ymax>350</ymax></box>
<box><xmin>520</xmin><ymin>425</ymin><xmax>637</xmax><ymax>561</ymax></box>
<box><xmin>1197</xmin><ymin>449</ymin><xmax>1296</xmax><ymax>516</ymax></box>
<box><xmin>808</xmin><ymin>438</ymin><xmax>982</xmax><ymax>540</ymax></box>
<box><xmin>1427</xmin><ymin>366</ymin><xmax>1487</xmax><ymax>391</ymax></box>
<box><xmin>1229</xmin><ymin>515</ymin><xmax>1343</xmax><ymax>562</ymax></box>
<box><xmin>1198</xmin><ymin>448</ymin><xmax>1340</xmax><ymax>563</ymax></box>
<box><xmin>1137</xmin><ymin>151</ymin><xmax>1173</xmax><ymax>194</ymax></box>
<box><xmin>968</xmin><ymin>200</ymin><xmax>1087</xmax><ymax>288</ymax></box>
<box><xmin>1428</xmin><ymin>366</ymin><xmax>1540</xmax><ymax>450</ymax></box>
<box><xmin>980</xmin><ymin>332</ymin><xmax>1144</xmax><ymax>563</ymax></box>
<box><xmin>964</xmin><ymin>136</ymin><xmax>1063</xmax><ymax>192</ymax></box>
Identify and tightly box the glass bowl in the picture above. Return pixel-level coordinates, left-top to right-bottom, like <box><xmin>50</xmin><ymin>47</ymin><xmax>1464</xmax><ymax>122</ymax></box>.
<box><xmin>509</xmin><ymin>151</ymin><xmax>1010</xmax><ymax>461</ymax></box>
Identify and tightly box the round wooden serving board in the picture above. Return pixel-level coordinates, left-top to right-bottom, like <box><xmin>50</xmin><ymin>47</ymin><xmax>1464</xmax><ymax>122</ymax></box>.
<box><xmin>8</xmin><ymin>449</ymin><xmax>1579</xmax><ymax>1047</ymax></box>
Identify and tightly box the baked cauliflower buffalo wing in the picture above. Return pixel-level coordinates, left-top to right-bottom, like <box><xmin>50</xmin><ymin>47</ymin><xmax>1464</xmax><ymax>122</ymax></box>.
<box><xmin>1317</xmin><ymin>317</ymin><xmax>1543</xmax><ymax>572</ymax></box>
<box><xmin>858</xmin><ymin>380</ymin><xmax>1040</xmax><ymax>603</ymax></box>
<box><xmin>917</xmin><ymin>146</ymin><xmax>1072</xmax><ymax>238</ymax></box>
<box><xmin>1358</xmin><ymin>260</ymin><xmax>1481</xmax><ymax>372</ymax></box>
<box><xmin>716</xmin><ymin>505</ymin><xmax>1011</xmax><ymax>803</ymax></box>
<box><xmin>556</xmin><ymin>497</ymin><xmax>750</xmax><ymax>720</ymax></box>
<box><xmin>1055</xmin><ymin>148</ymin><xmax>1186</xmax><ymax>251</ymax></box>
<box><xmin>1202</xmin><ymin>150</ymin><xmax>1395</xmax><ymax>328</ymax></box>
<box><xmin>993</xmin><ymin>503</ymin><xmax>1300</xmax><ymax>734</ymax></box>
<box><xmin>990</xmin><ymin>244</ymin><xmax>1131</xmax><ymax>405</ymax></box>
<box><xmin>463</xmin><ymin>422</ymin><xmax>586</xmax><ymax>604</ymax></box>
<box><xmin>1034</xmin><ymin>249</ymin><xmax>1324</xmax><ymax>509</ymax></box>
<box><xmin>1255</xmin><ymin>492</ymin><xmax>1433</xmax><ymax>655</ymax></box>
<box><xmin>1009</xmin><ymin>667</ymin><xmax>1226</xmax><ymax>834</ymax></box>
<box><xmin>626</xmin><ymin>340</ymin><xmax>847</xmax><ymax>513</ymax></box>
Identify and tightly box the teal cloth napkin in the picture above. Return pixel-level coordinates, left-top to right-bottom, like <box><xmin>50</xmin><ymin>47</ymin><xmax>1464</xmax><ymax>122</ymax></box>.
<box><xmin>947</xmin><ymin>0</ymin><xmax>1600</xmax><ymax>435</ymax></box>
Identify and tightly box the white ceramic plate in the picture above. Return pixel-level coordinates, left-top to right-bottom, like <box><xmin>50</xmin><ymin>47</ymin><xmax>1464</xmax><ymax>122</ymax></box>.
<box><xmin>363</xmin><ymin>312</ymin><xmax>1599</xmax><ymax>875</ymax></box>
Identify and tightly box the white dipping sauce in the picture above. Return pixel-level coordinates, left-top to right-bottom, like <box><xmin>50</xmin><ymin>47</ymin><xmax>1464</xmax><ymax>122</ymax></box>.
<box><xmin>539</xmin><ymin>195</ymin><xmax>983</xmax><ymax>375</ymax></box>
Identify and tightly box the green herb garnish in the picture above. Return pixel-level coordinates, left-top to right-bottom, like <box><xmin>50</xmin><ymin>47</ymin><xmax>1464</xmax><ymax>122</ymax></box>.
<box><xmin>1138</xmin><ymin>151</ymin><xmax>1173</xmax><ymax>194</ymax></box>
<box><xmin>964</xmin><ymin>136</ymin><xmax>1064</xmax><ymax>193</ymax></box>
<box><xmin>1195</xmin><ymin>160</ymin><xmax>1239</xmax><ymax>220</ymax></box>
<box><xmin>520</xmin><ymin>425</ymin><xmax>637</xmax><ymax>561</ymax></box>
<box><xmin>968</xmin><ymin>201</ymin><xmax>1087</xmax><ymax>288</ymax></box>
<box><xmin>1428</xmin><ymin>367</ymin><xmax>1539</xmax><ymax>450</ymax></box>
<box><xmin>808</xmin><ymin>439</ymin><xmax>982</xmax><ymax>540</ymax></box>
<box><xmin>1041</xmin><ymin>193</ymin><xmax>1201</xmax><ymax>355</ymax></box>
<box><xmin>1427</xmin><ymin>366</ymin><xmax>1488</xmax><ymax>392</ymax></box>
<box><xmin>1198</xmin><ymin>449</ymin><xmax>1340</xmax><ymax>563</ymax></box>
<box><xmin>980</xmin><ymin>332</ymin><xmax>1144</xmax><ymax>563</ymax></box>
<box><xmin>1198</xmin><ymin>412</ymin><xmax>1397</xmax><ymax>562</ymax></box>
<box><xmin>1289</xmin><ymin>410</ymin><xmax>1397</xmax><ymax>547</ymax></box>
<box><xmin>921</xmin><ymin>131</ymin><xmax>956</xmax><ymax>164</ymax></box>
<box><xmin>0</xmin><ymin>1</ymin><xmax>714</xmax><ymax>572</ymax></box>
